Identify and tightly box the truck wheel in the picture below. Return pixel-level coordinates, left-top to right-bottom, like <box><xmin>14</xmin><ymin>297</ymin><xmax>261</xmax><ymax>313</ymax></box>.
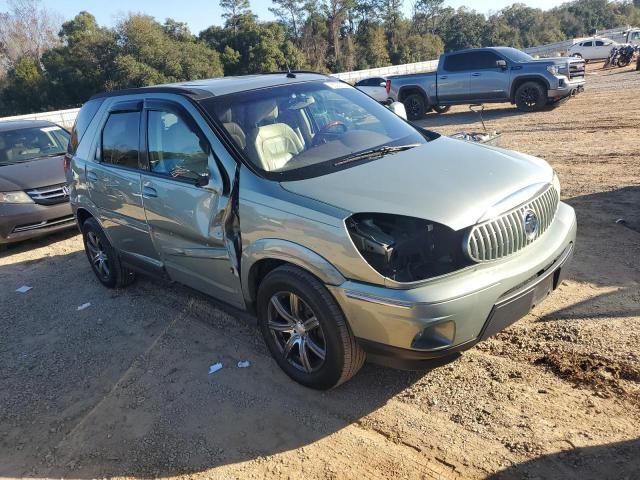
<box><xmin>515</xmin><ymin>82</ymin><xmax>547</xmax><ymax>112</ymax></box>
<box><xmin>257</xmin><ymin>265</ymin><xmax>365</xmax><ymax>390</ymax></box>
<box><xmin>403</xmin><ymin>94</ymin><xmax>426</xmax><ymax>120</ymax></box>
<box><xmin>81</xmin><ymin>217</ymin><xmax>136</xmax><ymax>288</ymax></box>
<box><xmin>432</xmin><ymin>105</ymin><xmax>451</xmax><ymax>114</ymax></box>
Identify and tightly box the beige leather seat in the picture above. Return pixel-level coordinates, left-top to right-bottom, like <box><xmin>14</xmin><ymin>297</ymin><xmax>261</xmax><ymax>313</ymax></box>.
<box><xmin>220</xmin><ymin>108</ymin><xmax>246</xmax><ymax>150</ymax></box>
<box><xmin>247</xmin><ymin>100</ymin><xmax>304</xmax><ymax>172</ymax></box>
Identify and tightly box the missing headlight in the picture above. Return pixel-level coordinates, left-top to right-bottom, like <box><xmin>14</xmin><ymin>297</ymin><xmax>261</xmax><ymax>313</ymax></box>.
<box><xmin>346</xmin><ymin>213</ymin><xmax>472</xmax><ymax>282</ymax></box>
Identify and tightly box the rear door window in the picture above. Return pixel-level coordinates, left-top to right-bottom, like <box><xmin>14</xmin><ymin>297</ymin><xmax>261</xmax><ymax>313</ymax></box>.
<box><xmin>101</xmin><ymin>111</ymin><xmax>141</xmax><ymax>169</ymax></box>
<box><xmin>443</xmin><ymin>53</ymin><xmax>474</xmax><ymax>72</ymax></box>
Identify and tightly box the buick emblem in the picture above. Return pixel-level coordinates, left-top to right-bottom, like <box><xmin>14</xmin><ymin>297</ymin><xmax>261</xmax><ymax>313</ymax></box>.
<box><xmin>523</xmin><ymin>209</ymin><xmax>539</xmax><ymax>240</ymax></box>
<box><xmin>62</xmin><ymin>185</ymin><xmax>70</xmax><ymax>196</ymax></box>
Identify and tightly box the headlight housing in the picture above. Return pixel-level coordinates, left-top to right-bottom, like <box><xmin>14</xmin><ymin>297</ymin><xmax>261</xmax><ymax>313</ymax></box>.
<box><xmin>345</xmin><ymin>213</ymin><xmax>472</xmax><ymax>283</ymax></box>
<box><xmin>552</xmin><ymin>171</ymin><xmax>561</xmax><ymax>197</ymax></box>
<box><xmin>547</xmin><ymin>64</ymin><xmax>559</xmax><ymax>75</ymax></box>
<box><xmin>0</xmin><ymin>191</ymin><xmax>33</xmax><ymax>204</ymax></box>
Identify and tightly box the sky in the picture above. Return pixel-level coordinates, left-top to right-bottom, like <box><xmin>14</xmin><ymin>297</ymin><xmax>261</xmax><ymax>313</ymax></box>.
<box><xmin>1</xmin><ymin>0</ymin><xmax>568</xmax><ymax>35</ymax></box>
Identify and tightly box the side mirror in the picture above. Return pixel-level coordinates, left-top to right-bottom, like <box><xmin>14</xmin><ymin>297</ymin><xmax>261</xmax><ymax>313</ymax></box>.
<box><xmin>196</xmin><ymin>173</ymin><xmax>210</xmax><ymax>188</ymax></box>
<box><xmin>379</xmin><ymin>81</ymin><xmax>386</xmax><ymax>87</ymax></box>
<box><xmin>388</xmin><ymin>101</ymin><xmax>407</xmax><ymax>120</ymax></box>
<box><xmin>496</xmin><ymin>60</ymin><xmax>507</xmax><ymax>70</ymax></box>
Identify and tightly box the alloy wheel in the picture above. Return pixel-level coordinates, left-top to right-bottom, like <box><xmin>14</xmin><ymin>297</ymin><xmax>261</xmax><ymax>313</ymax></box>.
<box><xmin>86</xmin><ymin>231</ymin><xmax>110</xmax><ymax>279</ymax></box>
<box><xmin>406</xmin><ymin>97</ymin><xmax>421</xmax><ymax>117</ymax></box>
<box><xmin>519</xmin><ymin>87</ymin><xmax>539</xmax><ymax>108</ymax></box>
<box><xmin>267</xmin><ymin>291</ymin><xmax>326</xmax><ymax>373</ymax></box>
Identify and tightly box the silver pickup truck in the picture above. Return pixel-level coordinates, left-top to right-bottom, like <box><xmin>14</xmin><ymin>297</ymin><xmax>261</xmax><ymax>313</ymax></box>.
<box><xmin>387</xmin><ymin>47</ymin><xmax>586</xmax><ymax>120</ymax></box>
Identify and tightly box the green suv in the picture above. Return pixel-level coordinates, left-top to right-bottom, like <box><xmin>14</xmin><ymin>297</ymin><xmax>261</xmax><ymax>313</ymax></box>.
<box><xmin>66</xmin><ymin>73</ymin><xmax>576</xmax><ymax>389</ymax></box>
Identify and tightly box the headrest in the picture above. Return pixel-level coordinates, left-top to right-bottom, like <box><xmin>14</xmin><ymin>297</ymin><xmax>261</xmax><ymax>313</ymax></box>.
<box><xmin>251</xmin><ymin>99</ymin><xmax>278</xmax><ymax>126</ymax></box>
<box><xmin>220</xmin><ymin>108</ymin><xmax>233</xmax><ymax>123</ymax></box>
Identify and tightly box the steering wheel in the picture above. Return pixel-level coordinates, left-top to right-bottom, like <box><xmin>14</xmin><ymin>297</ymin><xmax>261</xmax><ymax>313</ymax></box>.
<box><xmin>311</xmin><ymin>120</ymin><xmax>348</xmax><ymax>146</ymax></box>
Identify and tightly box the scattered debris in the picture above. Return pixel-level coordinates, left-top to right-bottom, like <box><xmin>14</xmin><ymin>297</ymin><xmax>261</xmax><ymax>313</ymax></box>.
<box><xmin>208</xmin><ymin>362</ymin><xmax>223</xmax><ymax>375</ymax></box>
<box><xmin>77</xmin><ymin>302</ymin><xmax>91</xmax><ymax>311</ymax></box>
<box><xmin>15</xmin><ymin>286</ymin><xmax>32</xmax><ymax>293</ymax></box>
<box><xmin>237</xmin><ymin>360</ymin><xmax>251</xmax><ymax>368</ymax></box>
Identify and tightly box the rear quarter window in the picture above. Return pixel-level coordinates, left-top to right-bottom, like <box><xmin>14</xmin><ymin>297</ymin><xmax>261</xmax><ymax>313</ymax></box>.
<box><xmin>69</xmin><ymin>98</ymin><xmax>105</xmax><ymax>155</ymax></box>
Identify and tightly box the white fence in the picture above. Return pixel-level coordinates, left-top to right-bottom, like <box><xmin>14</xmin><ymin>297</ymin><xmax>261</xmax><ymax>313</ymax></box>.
<box><xmin>332</xmin><ymin>59</ymin><xmax>439</xmax><ymax>83</ymax></box>
<box><xmin>0</xmin><ymin>25</ymin><xmax>634</xmax><ymax>125</ymax></box>
<box><xmin>0</xmin><ymin>107</ymin><xmax>80</xmax><ymax>129</ymax></box>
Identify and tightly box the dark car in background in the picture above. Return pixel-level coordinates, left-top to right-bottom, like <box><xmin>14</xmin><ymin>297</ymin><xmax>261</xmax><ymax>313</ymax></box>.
<box><xmin>0</xmin><ymin>120</ymin><xmax>73</xmax><ymax>250</ymax></box>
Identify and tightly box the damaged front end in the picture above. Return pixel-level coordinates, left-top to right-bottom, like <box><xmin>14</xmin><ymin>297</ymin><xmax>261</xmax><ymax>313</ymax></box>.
<box><xmin>346</xmin><ymin>213</ymin><xmax>472</xmax><ymax>283</ymax></box>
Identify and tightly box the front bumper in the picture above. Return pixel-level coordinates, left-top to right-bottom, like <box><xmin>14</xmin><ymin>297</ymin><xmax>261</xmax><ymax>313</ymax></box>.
<box><xmin>548</xmin><ymin>77</ymin><xmax>586</xmax><ymax>99</ymax></box>
<box><xmin>329</xmin><ymin>201</ymin><xmax>577</xmax><ymax>368</ymax></box>
<box><xmin>0</xmin><ymin>201</ymin><xmax>75</xmax><ymax>245</ymax></box>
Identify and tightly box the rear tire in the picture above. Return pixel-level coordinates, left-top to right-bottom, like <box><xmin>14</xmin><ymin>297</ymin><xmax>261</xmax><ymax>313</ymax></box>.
<box><xmin>515</xmin><ymin>81</ymin><xmax>547</xmax><ymax>112</ymax></box>
<box><xmin>81</xmin><ymin>217</ymin><xmax>135</xmax><ymax>289</ymax></box>
<box><xmin>403</xmin><ymin>94</ymin><xmax>426</xmax><ymax>120</ymax></box>
<box><xmin>257</xmin><ymin>265</ymin><xmax>365</xmax><ymax>389</ymax></box>
<box><xmin>432</xmin><ymin>105</ymin><xmax>451</xmax><ymax>114</ymax></box>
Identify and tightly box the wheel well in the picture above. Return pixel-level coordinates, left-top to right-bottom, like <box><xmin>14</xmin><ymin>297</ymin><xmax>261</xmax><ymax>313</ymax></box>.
<box><xmin>511</xmin><ymin>78</ymin><xmax>548</xmax><ymax>102</ymax></box>
<box><xmin>76</xmin><ymin>208</ymin><xmax>93</xmax><ymax>228</ymax></box>
<box><xmin>247</xmin><ymin>258</ymin><xmax>287</xmax><ymax>311</ymax></box>
<box><xmin>398</xmin><ymin>87</ymin><xmax>427</xmax><ymax>105</ymax></box>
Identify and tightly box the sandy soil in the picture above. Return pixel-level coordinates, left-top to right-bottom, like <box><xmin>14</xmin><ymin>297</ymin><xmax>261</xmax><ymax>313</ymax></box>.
<box><xmin>1</xmin><ymin>63</ymin><xmax>639</xmax><ymax>479</ymax></box>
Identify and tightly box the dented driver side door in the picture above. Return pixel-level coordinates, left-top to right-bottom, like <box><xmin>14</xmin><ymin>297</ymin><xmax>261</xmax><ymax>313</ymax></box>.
<box><xmin>139</xmin><ymin>97</ymin><xmax>244</xmax><ymax>308</ymax></box>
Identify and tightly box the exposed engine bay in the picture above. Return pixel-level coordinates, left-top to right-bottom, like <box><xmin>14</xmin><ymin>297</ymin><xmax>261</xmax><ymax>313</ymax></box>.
<box><xmin>346</xmin><ymin>213</ymin><xmax>471</xmax><ymax>282</ymax></box>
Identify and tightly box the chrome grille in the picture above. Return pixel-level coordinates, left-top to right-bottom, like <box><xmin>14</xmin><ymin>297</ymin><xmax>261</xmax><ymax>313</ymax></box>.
<box><xmin>465</xmin><ymin>185</ymin><xmax>560</xmax><ymax>263</ymax></box>
<box><xmin>26</xmin><ymin>183</ymin><xmax>69</xmax><ymax>205</ymax></box>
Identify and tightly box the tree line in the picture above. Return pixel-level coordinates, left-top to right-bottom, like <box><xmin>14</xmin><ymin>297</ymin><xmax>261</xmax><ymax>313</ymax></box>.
<box><xmin>0</xmin><ymin>0</ymin><xmax>639</xmax><ymax>116</ymax></box>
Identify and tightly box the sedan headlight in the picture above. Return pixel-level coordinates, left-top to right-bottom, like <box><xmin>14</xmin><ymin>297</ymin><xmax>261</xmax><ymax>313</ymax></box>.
<box><xmin>0</xmin><ymin>191</ymin><xmax>33</xmax><ymax>204</ymax></box>
<box><xmin>547</xmin><ymin>64</ymin><xmax>559</xmax><ymax>75</ymax></box>
<box><xmin>345</xmin><ymin>213</ymin><xmax>472</xmax><ymax>283</ymax></box>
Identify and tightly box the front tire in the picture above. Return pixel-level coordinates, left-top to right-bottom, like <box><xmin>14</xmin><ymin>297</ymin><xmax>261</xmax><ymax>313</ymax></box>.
<box><xmin>257</xmin><ymin>265</ymin><xmax>365</xmax><ymax>389</ymax></box>
<box><xmin>515</xmin><ymin>81</ymin><xmax>547</xmax><ymax>112</ymax></box>
<box><xmin>81</xmin><ymin>218</ymin><xmax>135</xmax><ymax>288</ymax></box>
<box><xmin>403</xmin><ymin>94</ymin><xmax>426</xmax><ymax>120</ymax></box>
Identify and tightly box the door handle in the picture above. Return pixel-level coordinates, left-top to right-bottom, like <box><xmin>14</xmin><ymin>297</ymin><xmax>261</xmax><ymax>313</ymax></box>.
<box><xmin>87</xmin><ymin>171</ymin><xmax>98</xmax><ymax>182</ymax></box>
<box><xmin>439</xmin><ymin>75</ymin><xmax>448</xmax><ymax>79</ymax></box>
<box><xmin>471</xmin><ymin>73</ymin><xmax>481</xmax><ymax>77</ymax></box>
<box><xmin>142</xmin><ymin>186</ymin><xmax>158</xmax><ymax>198</ymax></box>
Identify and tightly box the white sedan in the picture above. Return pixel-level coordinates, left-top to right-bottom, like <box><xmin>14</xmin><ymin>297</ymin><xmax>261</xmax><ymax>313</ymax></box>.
<box><xmin>354</xmin><ymin>77</ymin><xmax>391</xmax><ymax>103</ymax></box>
<box><xmin>568</xmin><ymin>37</ymin><xmax>619</xmax><ymax>61</ymax></box>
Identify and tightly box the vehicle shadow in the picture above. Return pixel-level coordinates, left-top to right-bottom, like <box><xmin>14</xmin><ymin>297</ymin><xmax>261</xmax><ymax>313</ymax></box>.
<box><xmin>487</xmin><ymin>439</ymin><xmax>640</xmax><ymax>480</ymax></box>
<box><xmin>538</xmin><ymin>186</ymin><xmax>640</xmax><ymax>322</ymax></box>
<box><xmin>0</xmin><ymin>248</ymin><xmax>445</xmax><ymax>478</ymax></box>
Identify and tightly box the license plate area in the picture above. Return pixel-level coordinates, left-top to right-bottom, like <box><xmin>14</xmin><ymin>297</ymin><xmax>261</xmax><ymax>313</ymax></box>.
<box><xmin>480</xmin><ymin>267</ymin><xmax>560</xmax><ymax>341</ymax></box>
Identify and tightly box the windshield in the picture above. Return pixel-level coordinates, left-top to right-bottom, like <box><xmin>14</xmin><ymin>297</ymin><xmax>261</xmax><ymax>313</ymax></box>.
<box><xmin>0</xmin><ymin>125</ymin><xmax>70</xmax><ymax>166</ymax></box>
<box><xmin>498</xmin><ymin>48</ymin><xmax>534</xmax><ymax>63</ymax></box>
<box><xmin>203</xmin><ymin>80</ymin><xmax>429</xmax><ymax>179</ymax></box>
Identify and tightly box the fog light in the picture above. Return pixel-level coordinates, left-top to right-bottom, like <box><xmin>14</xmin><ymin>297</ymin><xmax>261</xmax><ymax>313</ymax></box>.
<box><xmin>411</xmin><ymin>320</ymin><xmax>456</xmax><ymax>350</ymax></box>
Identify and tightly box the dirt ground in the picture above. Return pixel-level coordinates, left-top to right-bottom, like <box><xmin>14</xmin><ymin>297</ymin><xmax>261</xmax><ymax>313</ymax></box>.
<box><xmin>1</xmin><ymin>63</ymin><xmax>639</xmax><ymax>480</ymax></box>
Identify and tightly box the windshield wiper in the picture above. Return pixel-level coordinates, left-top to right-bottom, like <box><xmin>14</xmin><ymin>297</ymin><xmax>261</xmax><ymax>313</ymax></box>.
<box><xmin>334</xmin><ymin>144</ymin><xmax>421</xmax><ymax>166</ymax></box>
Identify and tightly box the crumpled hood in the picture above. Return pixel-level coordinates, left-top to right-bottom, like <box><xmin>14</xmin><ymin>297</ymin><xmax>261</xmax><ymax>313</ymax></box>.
<box><xmin>281</xmin><ymin>137</ymin><xmax>553</xmax><ymax>231</ymax></box>
<box><xmin>0</xmin><ymin>156</ymin><xmax>65</xmax><ymax>192</ymax></box>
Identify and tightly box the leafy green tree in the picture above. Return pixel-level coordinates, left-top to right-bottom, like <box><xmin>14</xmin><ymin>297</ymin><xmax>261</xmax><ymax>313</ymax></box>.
<box><xmin>358</xmin><ymin>24</ymin><xmax>389</xmax><ymax>68</ymax></box>
<box><xmin>220</xmin><ymin>0</ymin><xmax>252</xmax><ymax>34</ymax></box>
<box><xmin>269</xmin><ymin>0</ymin><xmax>306</xmax><ymax>40</ymax></box>
<box><xmin>0</xmin><ymin>57</ymin><xmax>47</xmax><ymax>113</ymax></box>
<box><xmin>437</xmin><ymin>7</ymin><xmax>487</xmax><ymax>51</ymax></box>
<box><xmin>397</xmin><ymin>33</ymin><xmax>444</xmax><ymax>63</ymax></box>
